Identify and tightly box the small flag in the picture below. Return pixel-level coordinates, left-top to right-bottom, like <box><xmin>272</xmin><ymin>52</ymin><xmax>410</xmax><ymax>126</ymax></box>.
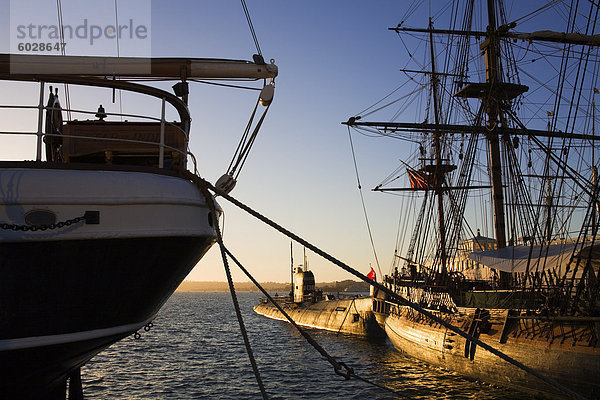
<box><xmin>367</xmin><ymin>267</ymin><xmax>376</xmax><ymax>281</ymax></box>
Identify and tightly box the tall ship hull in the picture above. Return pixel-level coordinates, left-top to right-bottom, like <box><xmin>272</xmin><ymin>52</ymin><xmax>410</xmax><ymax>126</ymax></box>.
<box><xmin>344</xmin><ymin>0</ymin><xmax>600</xmax><ymax>398</ymax></box>
<box><xmin>385</xmin><ymin>305</ymin><xmax>599</xmax><ymax>398</ymax></box>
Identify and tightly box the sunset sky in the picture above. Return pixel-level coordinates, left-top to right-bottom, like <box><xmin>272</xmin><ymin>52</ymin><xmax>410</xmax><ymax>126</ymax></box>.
<box><xmin>167</xmin><ymin>0</ymin><xmax>415</xmax><ymax>283</ymax></box>
<box><xmin>0</xmin><ymin>1</ymin><xmax>583</xmax><ymax>283</ymax></box>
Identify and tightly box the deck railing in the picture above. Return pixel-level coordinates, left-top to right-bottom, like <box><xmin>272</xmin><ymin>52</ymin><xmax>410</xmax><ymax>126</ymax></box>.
<box><xmin>0</xmin><ymin>85</ymin><xmax>191</xmax><ymax>169</ymax></box>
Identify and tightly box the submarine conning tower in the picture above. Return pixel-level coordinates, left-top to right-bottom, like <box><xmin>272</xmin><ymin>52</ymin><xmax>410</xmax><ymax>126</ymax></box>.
<box><xmin>293</xmin><ymin>266</ymin><xmax>315</xmax><ymax>303</ymax></box>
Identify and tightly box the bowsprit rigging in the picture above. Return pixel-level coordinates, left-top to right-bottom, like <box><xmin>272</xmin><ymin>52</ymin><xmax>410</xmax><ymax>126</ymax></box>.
<box><xmin>213</xmin><ymin>0</ymin><xmax>276</xmax><ymax>195</ymax></box>
<box><xmin>216</xmin><ymin>79</ymin><xmax>275</xmax><ymax>195</ymax></box>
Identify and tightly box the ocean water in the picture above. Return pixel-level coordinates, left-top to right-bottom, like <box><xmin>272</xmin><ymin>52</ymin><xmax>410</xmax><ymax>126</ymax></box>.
<box><xmin>82</xmin><ymin>292</ymin><xmax>518</xmax><ymax>399</ymax></box>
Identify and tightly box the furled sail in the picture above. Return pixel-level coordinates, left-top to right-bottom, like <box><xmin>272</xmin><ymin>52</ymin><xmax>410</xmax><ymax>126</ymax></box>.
<box><xmin>468</xmin><ymin>243</ymin><xmax>599</xmax><ymax>273</ymax></box>
<box><xmin>511</xmin><ymin>31</ymin><xmax>600</xmax><ymax>46</ymax></box>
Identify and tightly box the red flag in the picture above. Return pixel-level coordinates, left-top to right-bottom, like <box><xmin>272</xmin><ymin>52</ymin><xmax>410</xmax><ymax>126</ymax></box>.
<box><xmin>367</xmin><ymin>267</ymin><xmax>376</xmax><ymax>281</ymax></box>
<box><xmin>407</xmin><ymin>168</ymin><xmax>432</xmax><ymax>191</ymax></box>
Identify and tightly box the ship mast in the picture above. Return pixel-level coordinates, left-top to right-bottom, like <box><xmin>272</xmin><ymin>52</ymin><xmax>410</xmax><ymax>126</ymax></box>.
<box><xmin>481</xmin><ymin>0</ymin><xmax>510</xmax><ymax>285</ymax></box>
<box><xmin>428</xmin><ymin>18</ymin><xmax>448</xmax><ymax>274</ymax></box>
<box><xmin>343</xmin><ymin>1</ymin><xmax>600</xmax><ymax>284</ymax></box>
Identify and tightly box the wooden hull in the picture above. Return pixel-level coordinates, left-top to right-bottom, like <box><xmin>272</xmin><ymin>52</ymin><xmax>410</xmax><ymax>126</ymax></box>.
<box><xmin>385</xmin><ymin>306</ymin><xmax>600</xmax><ymax>399</ymax></box>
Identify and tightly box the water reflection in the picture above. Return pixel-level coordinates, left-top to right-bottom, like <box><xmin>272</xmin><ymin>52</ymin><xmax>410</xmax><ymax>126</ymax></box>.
<box><xmin>83</xmin><ymin>292</ymin><xmax>520</xmax><ymax>399</ymax></box>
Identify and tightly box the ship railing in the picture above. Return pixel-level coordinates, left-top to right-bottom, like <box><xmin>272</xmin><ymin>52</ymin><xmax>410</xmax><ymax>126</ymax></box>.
<box><xmin>259</xmin><ymin>294</ymin><xmax>292</xmax><ymax>304</ymax></box>
<box><xmin>0</xmin><ymin>98</ymin><xmax>191</xmax><ymax>170</ymax></box>
<box><xmin>330</xmin><ymin>293</ymin><xmax>366</xmax><ymax>300</ymax></box>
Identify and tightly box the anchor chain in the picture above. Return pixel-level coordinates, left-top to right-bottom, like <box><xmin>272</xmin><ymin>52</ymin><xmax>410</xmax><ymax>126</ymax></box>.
<box><xmin>133</xmin><ymin>321</ymin><xmax>154</xmax><ymax>340</ymax></box>
<box><xmin>144</xmin><ymin>321</ymin><xmax>154</xmax><ymax>332</ymax></box>
<box><xmin>0</xmin><ymin>214</ymin><xmax>87</xmax><ymax>232</ymax></box>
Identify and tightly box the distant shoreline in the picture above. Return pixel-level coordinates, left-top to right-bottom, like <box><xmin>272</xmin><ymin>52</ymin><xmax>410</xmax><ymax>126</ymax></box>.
<box><xmin>176</xmin><ymin>281</ymin><xmax>289</xmax><ymax>292</ymax></box>
<box><xmin>176</xmin><ymin>280</ymin><xmax>369</xmax><ymax>293</ymax></box>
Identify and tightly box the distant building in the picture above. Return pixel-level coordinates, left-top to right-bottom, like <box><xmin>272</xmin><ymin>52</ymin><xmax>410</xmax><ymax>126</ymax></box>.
<box><xmin>452</xmin><ymin>229</ymin><xmax>497</xmax><ymax>280</ymax></box>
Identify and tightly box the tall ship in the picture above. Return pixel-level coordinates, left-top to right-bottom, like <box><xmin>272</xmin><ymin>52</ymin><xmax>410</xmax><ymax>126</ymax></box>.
<box><xmin>0</xmin><ymin>53</ymin><xmax>277</xmax><ymax>399</ymax></box>
<box><xmin>345</xmin><ymin>0</ymin><xmax>599</xmax><ymax>398</ymax></box>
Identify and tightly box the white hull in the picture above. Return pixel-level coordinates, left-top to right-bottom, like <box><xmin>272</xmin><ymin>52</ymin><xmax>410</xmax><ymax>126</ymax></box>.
<box><xmin>0</xmin><ymin>167</ymin><xmax>216</xmax><ymax>241</ymax></box>
<box><xmin>0</xmin><ymin>164</ymin><xmax>218</xmax><ymax>398</ymax></box>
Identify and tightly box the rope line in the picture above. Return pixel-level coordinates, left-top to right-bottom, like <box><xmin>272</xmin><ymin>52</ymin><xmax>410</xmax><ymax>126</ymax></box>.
<box><xmin>347</xmin><ymin>127</ymin><xmax>383</xmax><ymax>278</ymax></box>
<box><xmin>235</xmin><ymin>104</ymin><xmax>270</xmax><ymax>180</ymax></box>
<box><xmin>180</xmin><ymin>170</ymin><xmax>587</xmax><ymax>400</ymax></box>
<box><xmin>510</xmin><ymin>0</ymin><xmax>562</xmax><ymax>26</ymax></box>
<box><xmin>220</xmin><ymin>245</ymin><xmax>408</xmax><ymax>398</ymax></box>
<box><xmin>188</xmin><ymin>79</ymin><xmax>262</xmax><ymax>91</ymax></box>
<box><xmin>228</xmin><ymin>99</ymin><xmax>259</xmax><ymax>175</ymax></box>
<box><xmin>228</xmin><ymin>102</ymin><xmax>271</xmax><ymax>180</ymax></box>
<box><xmin>241</xmin><ymin>0</ymin><xmax>262</xmax><ymax>56</ymax></box>
<box><xmin>335</xmin><ymin>298</ymin><xmax>354</xmax><ymax>335</ymax></box>
<box><xmin>197</xmin><ymin>183</ymin><xmax>268</xmax><ymax>399</ymax></box>
<box><xmin>56</xmin><ymin>0</ymin><xmax>72</xmax><ymax>121</ymax></box>
<box><xmin>114</xmin><ymin>0</ymin><xmax>124</xmax><ymax>121</ymax></box>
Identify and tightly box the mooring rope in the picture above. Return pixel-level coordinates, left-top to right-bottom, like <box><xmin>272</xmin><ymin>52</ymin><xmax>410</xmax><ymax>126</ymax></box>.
<box><xmin>220</xmin><ymin>245</ymin><xmax>409</xmax><ymax>398</ymax></box>
<box><xmin>182</xmin><ymin>170</ymin><xmax>586</xmax><ymax>400</ymax></box>
<box><xmin>197</xmin><ymin>182</ymin><xmax>269</xmax><ymax>400</ymax></box>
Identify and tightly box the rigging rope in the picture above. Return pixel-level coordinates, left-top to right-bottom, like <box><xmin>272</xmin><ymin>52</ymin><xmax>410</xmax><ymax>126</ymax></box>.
<box><xmin>180</xmin><ymin>170</ymin><xmax>587</xmax><ymax>400</ymax></box>
<box><xmin>354</xmin><ymin>80</ymin><xmax>411</xmax><ymax>117</ymax></box>
<box><xmin>56</xmin><ymin>0</ymin><xmax>72</xmax><ymax>121</ymax></box>
<box><xmin>241</xmin><ymin>0</ymin><xmax>262</xmax><ymax>57</ymax></box>
<box><xmin>509</xmin><ymin>1</ymin><xmax>562</xmax><ymax>26</ymax></box>
<box><xmin>114</xmin><ymin>0</ymin><xmax>124</xmax><ymax>121</ymax></box>
<box><xmin>188</xmin><ymin>79</ymin><xmax>262</xmax><ymax>91</ymax></box>
<box><xmin>227</xmin><ymin>100</ymin><xmax>271</xmax><ymax>180</ymax></box>
<box><xmin>347</xmin><ymin>127</ymin><xmax>382</xmax><ymax>278</ymax></box>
